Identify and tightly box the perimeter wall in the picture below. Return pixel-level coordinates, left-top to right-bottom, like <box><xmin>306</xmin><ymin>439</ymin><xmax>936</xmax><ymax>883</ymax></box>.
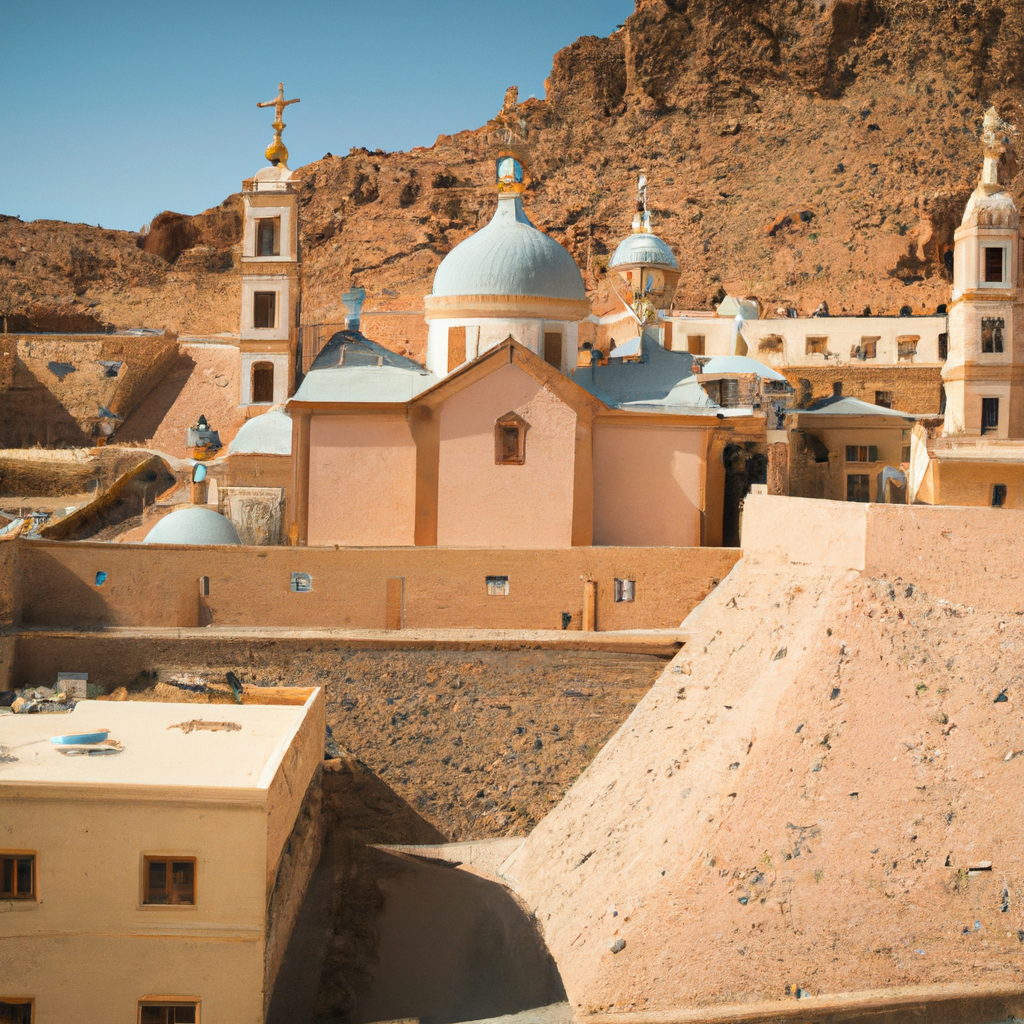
<box><xmin>9</xmin><ymin>540</ymin><xmax>740</xmax><ymax>632</ymax></box>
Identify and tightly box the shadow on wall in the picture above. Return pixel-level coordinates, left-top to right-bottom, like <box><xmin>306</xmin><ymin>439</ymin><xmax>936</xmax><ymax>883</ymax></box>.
<box><xmin>269</xmin><ymin>759</ymin><xmax>565</xmax><ymax>1024</ymax></box>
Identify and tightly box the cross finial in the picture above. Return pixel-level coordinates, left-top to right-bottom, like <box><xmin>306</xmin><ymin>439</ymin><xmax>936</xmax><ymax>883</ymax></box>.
<box><xmin>257</xmin><ymin>83</ymin><xmax>300</xmax><ymax>166</ymax></box>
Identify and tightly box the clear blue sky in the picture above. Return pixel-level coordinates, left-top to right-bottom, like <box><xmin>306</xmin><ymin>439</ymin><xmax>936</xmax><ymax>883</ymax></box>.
<box><xmin>2</xmin><ymin>0</ymin><xmax>632</xmax><ymax>231</ymax></box>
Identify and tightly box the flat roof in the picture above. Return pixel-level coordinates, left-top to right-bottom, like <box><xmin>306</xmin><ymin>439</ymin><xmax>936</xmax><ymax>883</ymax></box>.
<box><xmin>0</xmin><ymin>697</ymin><xmax>315</xmax><ymax>793</ymax></box>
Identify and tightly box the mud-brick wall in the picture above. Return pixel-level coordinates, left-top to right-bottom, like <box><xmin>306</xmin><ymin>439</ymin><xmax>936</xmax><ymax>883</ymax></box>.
<box><xmin>783</xmin><ymin>365</ymin><xmax>943</xmax><ymax>414</ymax></box>
<box><xmin>14</xmin><ymin>541</ymin><xmax>741</xmax><ymax>631</ymax></box>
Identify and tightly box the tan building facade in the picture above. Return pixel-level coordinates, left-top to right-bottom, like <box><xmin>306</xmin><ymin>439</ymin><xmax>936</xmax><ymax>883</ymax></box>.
<box><xmin>288</xmin><ymin>339</ymin><xmax>733</xmax><ymax>550</ymax></box>
<box><xmin>0</xmin><ymin>690</ymin><xmax>324</xmax><ymax>1023</ymax></box>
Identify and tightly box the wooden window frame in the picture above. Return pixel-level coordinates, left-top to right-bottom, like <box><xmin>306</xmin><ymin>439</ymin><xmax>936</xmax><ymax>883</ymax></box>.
<box><xmin>846</xmin><ymin>474</ymin><xmax>871</xmax><ymax>503</ymax></box>
<box><xmin>142</xmin><ymin>856</ymin><xmax>197</xmax><ymax>907</ymax></box>
<box><xmin>982</xmin><ymin>317</ymin><xmax>1005</xmax><ymax>354</ymax></box>
<box><xmin>984</xmin><ymin>245</ymin><xmax>1005</xmax><ymax>284</ymax></box>
<box><xmin>845</xmin><ymin>446</ymin><xmax>878</xmax><ymax>464</ymax></box>
<box><xmin>613</xmin><ymin>579</ymin><xmax>636</xmax><ymax>603</ymax></box>
<box><xmin>252</xmin><ymin>291</ymin><xmax>277</xmax><ymax>330</ymax></box>
<box><xmin>494</xmin><ymin>413</ymin><xmax>528</xmax><ymax>466</ymax></box>
<box><xmin>0</xmin><ymin>853</ymin><xmax>36</xmax><ymax>901</ymax></box>
<box><xmin>251</xmin><ymin>361</ymin><xmax>275</xmax><ymax>404</ymax></box>
<box><xmin>0</xmin><ymin>998</ymin><xmax>33</xmax><ymax>1024</ymax></box>
<box><xmin>255</xmin><ymin>217</ymin><xmax>281</xmax><ymax>258</ymax></box>
<box><xmin>138</xmin><ymin>1000</ymin><xmax>200</xmax><ymax>1024</ymax></box>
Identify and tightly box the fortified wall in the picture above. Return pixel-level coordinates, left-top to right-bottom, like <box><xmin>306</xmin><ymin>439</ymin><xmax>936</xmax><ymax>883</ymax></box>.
<box><xmin>503</xmin><ymin>494</ymin><xmax>1024</xmax><ymax>1024</ymax></box>
<box><xmin>2</xmin><ymin>540</ymin><xmax>739</xmax><ymax>636</ymax></box>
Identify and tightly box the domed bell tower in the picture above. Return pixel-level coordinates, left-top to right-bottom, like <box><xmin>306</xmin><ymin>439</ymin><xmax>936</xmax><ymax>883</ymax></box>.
<box><xmin>238</xmin><ymin>83</ymin><xmax>302</xmax><ymax>410</ymax></box>
<box><xmin>944</xmin><ymin>107</ymin><xmax>1023</xmax><ymax>437</ymax></box>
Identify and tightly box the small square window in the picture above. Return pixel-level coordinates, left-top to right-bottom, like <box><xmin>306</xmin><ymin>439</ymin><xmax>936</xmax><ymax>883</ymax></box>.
<box><xmin>494</xmin><ymin>413</ymin><xmax>527</xmax><ymax>465</ymax></box>
<box><xmin>290</xmin><ymin>572</ymin><xmax>312</xmax><ymax>593</ymax></box>
<box><xmin>992</xmin><ymin>484</ymin><xmax>1008</xmax><ymax>507</ymax></box>
<box><xmin>982</xmin><ymin>318</ymin><xmax>1005</xmax><ymax>354</ymax></box>
<box><xmin>686</xmin><ymin>335</ymin><xmax>705</xmax><ymax>355</ymax></box>
<box><xmin>486</xmin><ymin>576</ymin><xmax>509</xmax><ymax>597</ymax></box>
<box><xmin>0</xmin><ymin>855</ymin><xmax>35</xmax><ymax>900</ymax></box>
<box><xmin>139</xmin><ymin>1003</ymin><xmax>198</xmax><ymax>1024</ymax></box>
<box><xmin>897</xmin><ymin>335</ymin><xmax>919</xmax><ymax>362</ymax></box>
<box><xmin>0</xmin><ymin>1001</ymin><xmax>32</xmax><ymax>1024</ymax></box>
<box><xmin>613</xmin><ymin>579</ymin><xmax>635</xmax><ymax>602</ymax></box>
<box><xmin>875</xmin><ymin>390</ymin><xmax>894</xmax><ymax>409</ymax></box>
<box><xmin>846</xmin><ymin>474</ymin><xmax>870</xmax><ymax>502</ymax></box>
<box><xmin>143</xmin><ymin>857</ymin><xmax>195</xmax><ymax>905</ymax></box>
<box><xmin>858</xmin><ymin>337</ymin><xmax>878</xmax><ymax>360</ymax></box>
<box><xmin>985</xmin><ymin>246</ymin><xmax>1004</xmax><ymax>283</ymax></box>
<box><xmin>806</xmin><ymin>336</ymin><xmax>829</xmax><ymax>355</ymax></box>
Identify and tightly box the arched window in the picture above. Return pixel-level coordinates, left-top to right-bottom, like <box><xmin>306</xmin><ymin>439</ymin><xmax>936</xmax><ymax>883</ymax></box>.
<box><xmin>251</xmin><ymin>362</ymin><xmax>275</xmax><ymax>404</ymax></box>
<box><xmin>495</xmin><ymin>412</ymin><xmax>528</xmax><ymax>465</ymax></box>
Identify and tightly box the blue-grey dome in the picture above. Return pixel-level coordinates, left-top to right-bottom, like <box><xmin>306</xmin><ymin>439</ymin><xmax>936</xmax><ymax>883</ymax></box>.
<box><xmin>144</xmin><ymin>507</ymin><xmax>242</xmax><ymax>546</ymax></box>
<box><xmin>609</xmin><ymin>232</ymin><xmax>679</xmax><ymax>271</ymax></box>
<box><xmin>432</xmin><ymin>195</ymin><xmax>585</xmax><ymax>301</ymax></box>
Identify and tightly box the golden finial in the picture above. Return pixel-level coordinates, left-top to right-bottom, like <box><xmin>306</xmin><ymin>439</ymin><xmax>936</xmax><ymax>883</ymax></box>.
<box><xmin>257</xmin><ymin>83</ymin><xmax>300</xmax><ymax>166</ymax></box>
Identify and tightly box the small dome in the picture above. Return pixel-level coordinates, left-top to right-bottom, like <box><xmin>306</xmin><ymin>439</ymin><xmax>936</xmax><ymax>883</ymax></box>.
<box><xmin>228</xmin><ymin>407</ymin><xmax>292</xmax><ymax>456</ymax></box>
<box><xmin>144</xmin><ymin>507</ymin><xmax>242</xmax><ymax>546</ymax></box>
<box><xmin>961</xmin><ymin>186</ymin><xmax>1019</xmax><ymax>230</ymax></box>
<box><xmin>609</xmin><ymin>232</ymin><xmax>679</xmax><ymax>271</ymax></box>
<box><xmin>432</xmin><ymin>195</ymin><xmax>585</xmax><ymax>301</ymax></box>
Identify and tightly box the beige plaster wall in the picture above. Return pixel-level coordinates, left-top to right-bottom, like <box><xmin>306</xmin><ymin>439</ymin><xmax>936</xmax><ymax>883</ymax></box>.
<box><xmin>436</xmin><ymin>363</ymin><xmax>577</xmax><ymax>548</ymax></box>
<box><xmin>793</xmin><ymin>420</ymin><xmax>909</xmax><ymax>502</ymax></box>
<box><xmin>593</xmin><ymin>422</ymin><xmax>704</xmax><ymax>546</ymax></box>
<box><xmin>0</xmin><ymin>795</ymin><xmax>267</xmax><ymax>1023</ymax></box>
<box><xmin>13</xmin><ymin>540</ymin><xmax>740</xmax><ymax>633</ymax></box>
<box><xmin>926</xmin><ymin>459</ymin><xmax>1024</xmax><ymax>509</ymax></box>
<box><xmin>307</xmin><ymin>413</ymin><xmax>417</xmax><ymax>546</ymax></box>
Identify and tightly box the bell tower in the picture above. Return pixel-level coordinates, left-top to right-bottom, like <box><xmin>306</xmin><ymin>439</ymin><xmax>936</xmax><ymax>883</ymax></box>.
<box><xmin>239</xmin><ymin>83</ymin><xmax>302</xmax><ymax>409</ymax></box>
<box><xmin>944</xmin><ymin>107</ymin><xmax>1023</xmax><ymax>437</ymax></box>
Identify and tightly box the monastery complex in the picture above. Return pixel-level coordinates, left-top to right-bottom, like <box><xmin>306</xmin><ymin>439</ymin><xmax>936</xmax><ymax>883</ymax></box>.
<box><xmin>5</xmin><ymin>70</ymin><xmax>1024</xmax><ymax>1024</ymax></box>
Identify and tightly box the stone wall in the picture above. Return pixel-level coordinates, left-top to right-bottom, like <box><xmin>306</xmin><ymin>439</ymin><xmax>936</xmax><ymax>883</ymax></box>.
<box><xmin>782</xmin><ymin>365</ymin><xmax>943</xmax><ymax>414</ymax></box>
<box><xmin>0</xmin><ymin>539</ymin><xmax>17</xmax><ymax>689</ymax></box>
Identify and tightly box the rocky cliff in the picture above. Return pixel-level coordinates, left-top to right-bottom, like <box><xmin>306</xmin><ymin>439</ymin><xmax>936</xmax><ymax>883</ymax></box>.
<box><xmin>5</xmin><ymin>0</ymin><xmax>1024</xmax><ymax>351</ymax></box>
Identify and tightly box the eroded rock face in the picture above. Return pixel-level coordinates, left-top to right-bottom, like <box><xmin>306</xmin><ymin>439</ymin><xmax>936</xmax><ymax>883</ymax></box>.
<box><xmin>6</xmin><ymin>1</ymin><xmax>1024</xmax><ymax>343</ymax></box>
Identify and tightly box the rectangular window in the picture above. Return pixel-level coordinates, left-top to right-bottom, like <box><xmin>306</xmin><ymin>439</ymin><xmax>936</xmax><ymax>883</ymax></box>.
<box><xmin>0</xmin><ymin>855</ymin><xmax>35</xmax><ymax>900</ymax></box>
<box><xmin>982</xmin><ymin>397</ymin><xmax>1000</xmax><ymax>434</ymax></box>
<box><xmin>845</xmin><ymin>446</ymin><xmax>878</xmax><ymax>463</ymax></box>
<box><xmin>486</xmin><ymin>576</ymin><xmax>509</xmax><ymax>597</ymax></box>
<box><xmin>543</xmin><ymin>332</ymin><xmax>563</xmax><ymax>370</ymax></box>
<box><xmin>290</xmin><ymin>572</ymin><xmax>312</xmax><ymax>593</ymax></box>
<box><xmin>253</xmin><ymin>292</ymin><xmax>276</xmax><ymax>329</ymax></box>
<box><xmin>982</xmin><ymin>317</ymin><xmax>1005</xmax><ymax>353</ymax></box>
<box><xmin>985</xmin><ymin>246</ymin><xmax>1005</xmax><ymax>283</ymax></box>
<box><xmin>613</xmin><ymin>579</ymin><xmax>636</xmax><ymax>602</ymax></box>
<box><xmin>859</xmin><ymin>337</ymin><xmax>878</xmax><ymax>359</ymax></box>
<box><xmin>897</xmin><ymin>335</ymin><xmax>919</xmax><ymax>361</ymax></box>
<box><xmin>875</xmin><ymin>390</ymin><xmax>894</xmax><ymax>409</ymax></box>
<box><xmin>139</xmin><ymin>1004</ymin><xmax>198</xmax><ymax>1024</ymax></box>
<box><xmin>143</xmin><ymin>857</ymin><xmax>196</xmax><ymax>905</ymax></box>
<box><xmin>686</xmin><ymin>335</ymin><xmax>705</xmax><ymax>355</ymax></box>
<box><xmin>256</xmin><ymin>218</ymin><xmax>280</xmax><ymax>257</ymax></box>
<box><xmin>198</xmin><ymin>576</ymin><xmax>210</xmax><ymax>598</ymax></box>
<box><xmin>0</xmin><ymin>1001</ymin><xmax>32</xmax><ymax>1024</ymax></box>
<box><xmin>992</xmin><ymin>484</ymin><xmax>1008</xmax><ymax>507</ymax></box>
<box><xmin>806</xmin><ymin>336</ymin><xmax>829</xmax><ymax>355</ymax></box>
<box><xmin>938</xmin><ymin>333</ymin><xmax>948</xmax><ymax>361</ymax></box>
<box><xmin>846</xmin><ymin>474</ymin><xmax>871</xmax><ymax>502</ymax></box>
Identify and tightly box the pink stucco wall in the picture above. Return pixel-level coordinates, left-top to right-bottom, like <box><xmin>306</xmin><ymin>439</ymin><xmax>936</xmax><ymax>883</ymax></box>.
<box><xmin>592</xmin><ymin>422</ymin><xmax>704</xmax><ymax>546</ymax></box>
<box><xmin>436</xmin><ymin>363</ymin><xmax>578</xmax><ymax>548</ymax></box>
<box><xmin>308</xmin><ymin>414</ymin><xmax>417</xmax><ymax>546</ymax></box>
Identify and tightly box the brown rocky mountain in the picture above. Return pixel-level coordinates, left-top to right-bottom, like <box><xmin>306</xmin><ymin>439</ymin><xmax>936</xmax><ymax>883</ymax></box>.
<box><xmin>5</xmin><ymin>0</ymin><xmax>1024</xmax><ymax>352</ymax></box>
